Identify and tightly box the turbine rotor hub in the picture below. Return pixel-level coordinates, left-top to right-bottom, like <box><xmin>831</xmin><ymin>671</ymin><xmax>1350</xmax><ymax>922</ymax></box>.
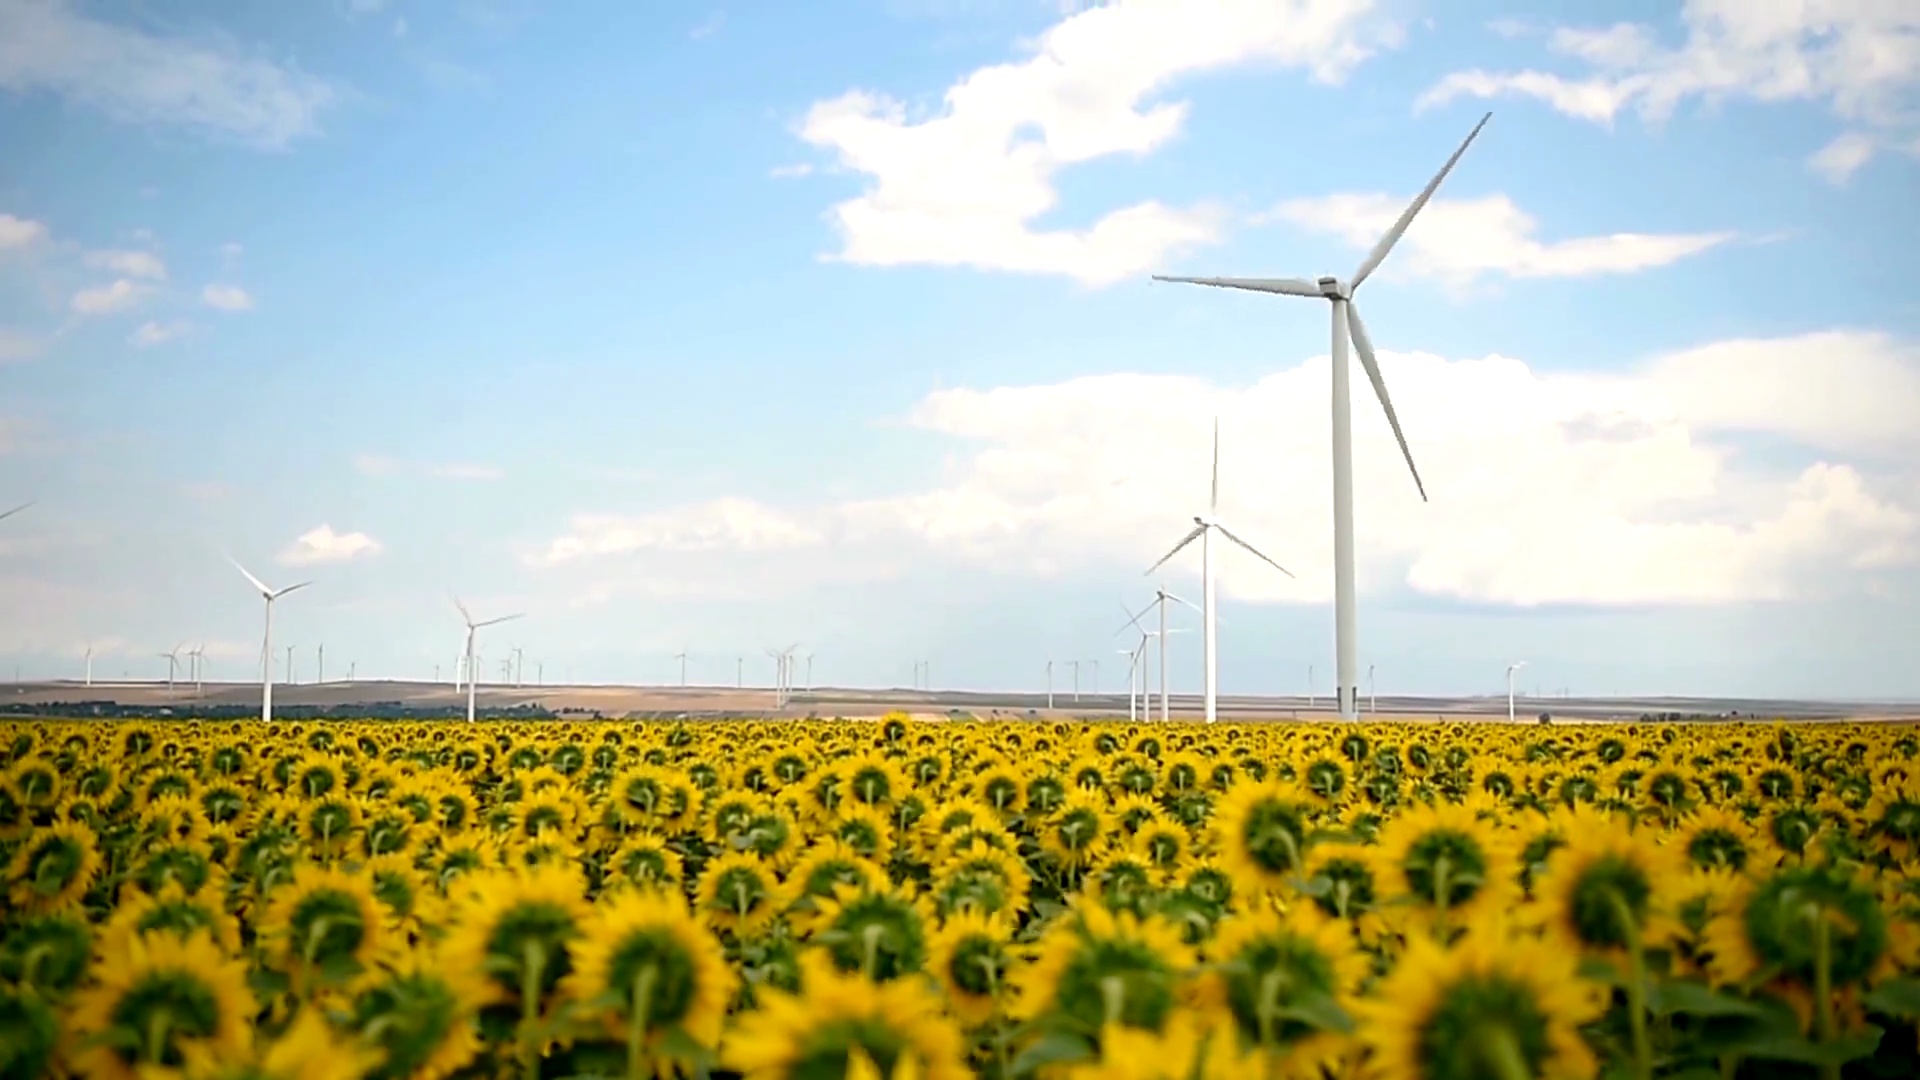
<box><xmin>1317</xmin><ymin>275</ymin><xmax>1347</xmax><ymax>299</ymax></box>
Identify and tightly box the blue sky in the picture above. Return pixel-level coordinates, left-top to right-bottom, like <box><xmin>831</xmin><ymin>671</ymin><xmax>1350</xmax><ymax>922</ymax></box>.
<box><xmin>3</xmin><ymin>0</ymin><xmax>1918</xmax><ymax>698</ymax></box>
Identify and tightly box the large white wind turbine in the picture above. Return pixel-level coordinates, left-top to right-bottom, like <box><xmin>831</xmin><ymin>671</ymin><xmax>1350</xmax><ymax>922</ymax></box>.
<box><xmin>1153</xmin><ymin>113</ymin><xmax>1491</xmax><ymax>721</ymax></box>
<box><xmin>229</xmin><ymin>556</ymin><xmax>311</xmax><ymax>723</ymax></box>
<box><xmin>455</xmin><ymin>597</ymin><xmax>522</xmax><ymax>723</ymax></box>
<box><xmin>1145</xmin><ymin>418</ymin><xmax>1293</xmax><ymax>724</ymax></box>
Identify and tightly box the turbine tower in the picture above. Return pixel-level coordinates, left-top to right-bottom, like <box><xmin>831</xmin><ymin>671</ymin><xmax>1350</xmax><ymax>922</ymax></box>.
<box><xmin>1145</xmin><ymin>418</ymin><xmax>1293</xmax><ymax>723</ymax></box>
<box><xmin>228</xmin><ymin>556</ymin><xmax>311</xmax><ymax>723</ymax></box>
<box><xmin>455</xmin><ymin>597</ymin><xmax>522</xmax><ymax>723</ymax></box>
<box><xmin>1153</xmin><ymin>113</ymin><xmax>1491</xmax><ymax>721</ymax></box>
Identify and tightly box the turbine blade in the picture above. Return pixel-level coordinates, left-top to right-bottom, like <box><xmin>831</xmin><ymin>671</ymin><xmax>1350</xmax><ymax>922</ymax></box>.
<box><xmin>1346</xmin><ymin>302</ymin><xmax>1429</xmax><ymax>502</ymax></box>
<box><xmin>452</xmin><ymin>594</ymin><xmax>474</xmax><ymax>625</ymax></box>
<box><xmin>1350</xmin><ymin>112</ymin><xmax>1491</xmax><ymax>289</ymax></box>
<box><xmin>0</xmin><ymin>501</ymin><xmax>32</xmax><ymax>522</ymax></box>
<box><xmin>1144</xmin><ymin>525</ymin><xmax>1206</xmax><ymax>576</ymax></box>
<box><xmin>476</xmin><ymin>613</ymin><xmax>524</xmax><ymax>628</ymax></box>
<box><xmin>1162</xmin><ymin>589</ymin><xmax>1201</xmax><ymax>614</ymax></box>
<box><xmin>1151</xmin><ymin>275</ymin><xmax>1323</xmax><ymax>298</ymax></box>
<box><xmin>1209</xmin><ymin>417</ymin><xmax>1220</xmax><ymax>514</ymax></box>
<box><xmin>226</xmin><ymin>553</ymin><xmax>273</xmax><ymax>597</ymax></box>
<box><xmin>273</xmin><ymin>581</ymin><xmax>312</xmax><ymax>599</ymax></box>
<box><xmin>1215</xmin><ymin>523</ymin><xmax>1295</xmax><ymax>578</ymax></box>
<box><xmin>1115</xmin><ymin>602</ymin><xmax>1151</xmax><ymax>637</ymax></box>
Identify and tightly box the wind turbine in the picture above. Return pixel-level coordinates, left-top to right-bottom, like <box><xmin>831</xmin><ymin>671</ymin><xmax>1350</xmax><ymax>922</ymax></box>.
<box><xmin>82</xmin><ymin>642</ymin><xmax>94</xmax><ymax>687</ymax></box>
<box><xmin>1146</xmin><ymin>418</ymin><xmax>1293</xmax><ymax>723</ymax></box>
<box><xmin>158</xmin><ymin>644</ymin><xmax>183</xmax><ymax>691</ymax></box>
<box><xmin>1153</xmin><ymin>113</ymin><xmax>1491</xmax><ymax>721</ymax></box>
<box><xmin>1137</xmin><ymin>584</ymin><xmax>1200</xmax><ymax>721</ymax></box>
<box><xmin>674</xmin><ymin>647</ymin><xmax>690</xmax><ymax>687</ymax></box>
<box><xmin>455</xmin><ymin>597</ymin><xmax>522</xmax><ymax>723</ymax></box>
<box><xmin>1507</xmin><ymin>661</ymin><xmax>1527</xmax><ymax>723</ymax></box>
<box><xmin>229</xmin><ymin>556</ymin><xmax>311</xmax><ymax>723</ymax></box>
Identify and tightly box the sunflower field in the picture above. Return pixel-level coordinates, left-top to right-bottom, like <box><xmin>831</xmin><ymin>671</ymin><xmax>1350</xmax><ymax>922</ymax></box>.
<box><xmin>5</xmin><ymin>716</ymin><xmax>1920</xmax><ymax>1080</ymax></box>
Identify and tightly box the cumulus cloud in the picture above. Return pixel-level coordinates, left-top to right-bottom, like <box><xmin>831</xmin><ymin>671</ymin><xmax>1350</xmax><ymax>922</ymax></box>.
<box><xmin>85</xmin><ymin>248</ymin><xmax>166</xmax><ymax>279</ymax></box>
<box><xmin>70</xmin><ymin>279</ymin><xmax>149</xmax><ymax>315</ymax></box>
<box><xmin>1418</xmin><ymin>2</ymin><xmax>1920</xmax><ymax>178</ymax></box>
<box><xmin>1260</xmin><ymin>192</ymin><xmax>1734</xmax><ymax>285</ymax></box>
<box><xmin>530</xmin><ymin>331</ymin><xmax>1920</xmax><ymax>607</ymax></box>
<box><xmin>797</xmin><ymin>0</ymin><xmax>1398</xmax><ymax>286</ymax></box>
<box><xmin>1808</xmin><ymin>132</ymin><xmax>1877</xmax><ymax>185</ymax></box>
<box><xmin>130</xmin><ymin>319</ymin><xmax>191</xmax><ymax>348</ymax></box>
<box><xmin>0</xmin><ymin>212</ymin><xmax>48</xmax><ymax>251</ymax></box>
<box><xmin>201</xmin><ymin>283</ymin><xmax>253</xmax><ymax>311</ymax></box>
<box><xmin>278</xmin><ymin>525</ymin><xmax>382</xmax><ymax>566</ymax></box>
<box><xmin>0</xmin><ymin>0</ymin><xmax>339</xmax><ymax>148</ymax></box>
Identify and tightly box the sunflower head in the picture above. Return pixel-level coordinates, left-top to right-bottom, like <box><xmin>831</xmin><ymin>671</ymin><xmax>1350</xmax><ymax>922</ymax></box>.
<box><xmin>346</xmin><ymin>951</ymin><xmax>482</xmax><ymax>1080</ymax></box>
<box><xmin>813</xmin><ymin>883</ymin><xmax>935</xmax><ymax>983</ymax></box>
<box><xmin>1213</xmin><ymin>781</ymin><xmax>1311</xmax><ymax>896</ymax></box>
<box><xmin>1531</xmin><ymin>816</ymin><xmax>1684</xmax><ymax>958</ymax></box>
<box><xmin>1</xmin><ymin>909</ymin><xmax>93</xmax><ymax>996</ymax></box>
<box><xmin>722</xmin><ymin>956</ymin><xmax>968</xmax><ymax>1080</ymax></box>
<box><xmin>441</xmin><ymin>863</ymin><xmax>591</xmax><ymax>1016</ymax></box>
<box><xmin>1704</xmin><ymin>862</ymin><xmax>1890</xmax><ymax>994</ymax></box>
<box><xmin>1012</xmin><ymin>903</ymin><xmax>1195</xmax><ymax>1037</ymax></box>
<box><xmin>260</xmin><ymin>864</ymin><xmax>388</xmax><ymax>984</ymax></box>
<box><xmin>1203</xmin><ymin>905</ymin><xmax>1365</xmax><ymax>1058</ymax></box>
<box><xmin>5</xmin><ymin>819</ymin><xmax>101</xmax><ymax>913</ymax></box>
<box><xmin>926</xmin><ymin>909</ymin><xmax>1013</xmax><ymax>1027</ymax></box>
<box><xmin>65</xmin><ymin>931</ymin><xmax>256</xmax><ymax>1080</ymax></box>
<box><xmin>1355</xmin><ymin>921</ymin><xmax>1602</xmax><ymax>1080</ymax></box>
<box><xmin>562</xmin><ymin>888</ymin><xmax>735</xmax><ymax>1050</ymax></box>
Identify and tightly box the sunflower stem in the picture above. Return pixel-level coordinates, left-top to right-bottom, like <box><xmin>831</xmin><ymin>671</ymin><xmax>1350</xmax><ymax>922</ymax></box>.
<box><xmin>520</xmin><ymin>939</ymin><xmax>547</xmax><ymax>1080</ymax></box>
<box><xmin>627</xmin><ymin>964</ymin><xmax>658</xmax><ymax>1080</ymax></box>
<box><xmin>1434</xmin><ymin>854</ymin><xmax>1452</xmax><ymax>942</ymax></box>
<box><xmin>861</xmin><ymin>923</ymin><xmax>885</xmax><ymax>981</ymax></box>
<box><xmin>1099</xmin><ymin>975</ymin><xmax>1126</xmax><ymax>1028</ymax></box>
<box><xmin>1479</xmin><ymin>1025</ymin><xmax>1532</xmax><ymax>1080</ymax></box>
<box><xmin>982</xmin><ymin>954</ymin><xmax>1011</xmax><ymax>1080</ymax></box>
<box><xmin>1605</xmin><ymin>889</ymin><xmax>1653</xmax><ymax>1080</ymax></box>
<box><xmin>144</xmin><ymin>1009</ymin><xmax>172</xmax><ymax>1066</ymax></box>
<box><xmin>1811</xmin><ymin>905</ymin><xmax>1839</xmax><ymax>1080</ymax></box>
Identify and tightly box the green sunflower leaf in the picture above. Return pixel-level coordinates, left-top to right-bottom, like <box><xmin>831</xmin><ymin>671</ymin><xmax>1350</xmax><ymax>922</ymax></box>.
<box><xmin>1010</xmin><ymin>1031</ymin><xmax>1094</xmax><ymax>1076</ymax></box>
<box><xmin>1646</xmin><ymin>979</ymin><xmax>1768</xmax><ymax>1019</ymax></box>
<box><xmin>1864</xmin><ymin>977</ymin><xmax>1920</xmax><ymax>1019</ymax></box>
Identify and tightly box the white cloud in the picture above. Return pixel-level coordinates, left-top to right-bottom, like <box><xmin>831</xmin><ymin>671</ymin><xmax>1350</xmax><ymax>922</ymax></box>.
<box><xmin>1419</xmin><ymin>2</ymin><xmax>1920</xmax><ymax>176</ymax></box>
<box><xmin>130</xmin><ymin>319</ymin><xmax>191</xmax><ymax>348</ymax></box>
<box><xmin>85</xmin><ymin>248</ymin><xmax>166</xmax><ymax>279</ymax></box>
<box><xmin>797</xmin><ymin>0</ymin><xmax>1399</xmax><ymax>286</ymax></box>
<box><xmin>1808</xmin><ymin>131</ymin><xmax>1877</xmax><ymax>185</ymax></box>
<box><xmin>0</xmin><ymin>212</ymin><xmax>48</xmax><ymax>251</ymax></box>
<box><xmin>1261</xmin><ymin>192</ymin><xmax>1734</xmax><ymax>284</ymax></box>
<box><xmin>532</xmin><ymin>331</ymin><xmax>1920</xmax><ymax>607</ymax></box>
<box><xmin>70</xmin><ymin>279</ymin><xmax>149</xmax><ymax>315</ymax></box>
<box><xmin>354</xmin><ymin>454</ymin><xmax>503</xmax><ymax>481</ymax></box>
<box><xmin>201</xmin><ymin>283</ymin><xmax>253</xmax><ymax>311</ymax></box>
<box><xmin>0</xmin><ymin>0</ymin><xmax>339</xmax><ymax>148</ymax></box>
<box><xmin>278</xmin><ymin>524</ymin><xmax>382</xmax><ymax>566</ymax></box>
<box><xmin>0</xmin><ymin>328</ymin><xmax>41</xmax><ymax>363</ymax></box>
<box><xmin>690</xmin><ymin>12</ymin><xmax>725</xmax><ymax>40</ymax></box>
<box><xmin>534</xmin><ymin>498</ymin><xmax>824</xmax><ymax>566</ymax></box>
<box><xmin>769</xmin><ymin>163</ymin><xmax>814</xmax><ymax>179</ymax></box>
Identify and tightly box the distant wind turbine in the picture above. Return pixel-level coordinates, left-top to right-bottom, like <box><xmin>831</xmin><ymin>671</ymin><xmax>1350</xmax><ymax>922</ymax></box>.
<box><xmin>455</xmin><ymin>596</ymin><xmax>522</xmax><ymax>723</ymax></box>
<box><xmin>674</xmin><ymin>647</ymin><xmax>690</xmax><ymax>687</ymax></box>
<box><xmin>1145</xmin><ymin>418</ymin><xmax>1293</xmax><ymax>723</ymax></box>
<box><xmin>229</xmin><ymin>555</ymin><xmax>311</xmax><ymax>723</ymax></box>
<box><xmin>1507</xmin><ymin>661</ymin><xmax>1527</xmax><ymax>723</ymax></box>
<box><xmin>158</xmin><ymin>644</ymin><xmax>183</xmax><ymax>691</ymax></box>
<box><xmin>1153</xmin><ymin>113</ymin><xmax>1491</xmax><ymax>721</ymax></box>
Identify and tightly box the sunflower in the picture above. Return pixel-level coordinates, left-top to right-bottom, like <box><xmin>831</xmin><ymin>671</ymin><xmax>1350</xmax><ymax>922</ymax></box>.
<box><xmin>1355</xmin><ymin>921</ymin><xmax>1603</xmax><ymax>1080</ymax></box>
<box><xmin>562</xmin><ymin>888</ymin><xmax>735</xmax><ymax>1060</ymax></box>
<box><xmin>439</xmin><ymin>862</ymin><xmax>592</xmax><ymax>1017</ymax></box>
<box><xmin>695</xmin><ymin>852</ymin><xmax>787</xmax><ymax>937</ymax></box>
<box><xmin>1529</xmin><ymin>811</ymin><xmax>1685</xmax><ymax>961</ymax></box>
<box><xmin>6</xmin><ymin>819</ymin><xmax>101</xmax><ymax>913</ymax></box>
<box><xmin>1863</xmin><ymin>777</ymin><xmax>1920</xmax><ymax>861</ymax></box>
<box><xmin>165</xmin><ymin>1006</ymin><xmax>381</xmax><ymax>1080</ymax></box>
<box><xmin>1040</xmin><ymin>789</ymin><xmax>1113</xmax><ymax>872</ymax></box>
<box><xmin>2</xmin><ymin>909</ymin><xmax>94</xmax><ymax>996</ymax></box>
<box><xmin>833</xmin><ymin>803</ymin><xmax>897</xmax><ymax>865</ymax></box>
<box><xmin>1701</xmin><ymin>861</ymin><xmax>1893</xmax><ymax>1026</ymax></box>
<box><xmin>259</xmin><ymin>864</ymin><xmax>390</xmax><ymax>983</ymax></box>
<box><xmin>1198</xmin><ymin>904</ymin><xmax>1366</xmax><ymax>1078</ymax></box>
<box><xmin>1368</xmin><ymin>800</ymin><xmax>1522</xmax><ymax>938</ymax></box>
<box><xmin>930</xmin><ymin>845</ymin><xmax>1032</xmax><ymax>919</ymax></box>
<box><xmin>811</xmin><ymin>882</ymin><xmax>936</xmax><ymax>982</ymax></box>
<box><xmin>926</xmin><ymin>908</ymin><xmax>1014</xmax><ymax>1026</ymax></box>
<box><xmin>1012</xmin><ymin>902</ymin><xmax>1195</xmax><ymax>1036</ymax></box>
<box><xmin>722</xmin><ymin>954</ymin><xmax>969</xmax><ymax>1080</ymax></box>
<box><xmin>786</xmin><ymin>841</ymin><xmax>888</xmax><ymax>934</ymax></box>
<box><xmin>101</xmin><ymin>883</ymin><xmax>244</xmax><ymax>955</ymax></box>
<box><xmin>1212</xmin><ymin>780</ymin><xmax>1312</xmax><ymax>897</ymax></box>
<box><xmin>1671</xmin><ymin>805</ymin><xmax>1770</xmax><ymax>873</ymax></box>
<box><xmin>65</xmin><ymin>931</ymin><xmax>256</xmax><ymax>1080</ymax></box>
<box><xmin>605</xmin><ymin>833</ymin><xmax>688</xmax><ymax>895</ymax></box>
<box><xmin>346</xmin><ymin>949</ymin><xmax>483</xmax><ymax>1080</ymax></box>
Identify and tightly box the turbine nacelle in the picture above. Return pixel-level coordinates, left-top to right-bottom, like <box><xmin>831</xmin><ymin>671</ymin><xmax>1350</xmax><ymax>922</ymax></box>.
<box><xmin>1315</xmin><ymin>276</ymin><xmax>1347</xmax><ymax>299</ymax></box>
